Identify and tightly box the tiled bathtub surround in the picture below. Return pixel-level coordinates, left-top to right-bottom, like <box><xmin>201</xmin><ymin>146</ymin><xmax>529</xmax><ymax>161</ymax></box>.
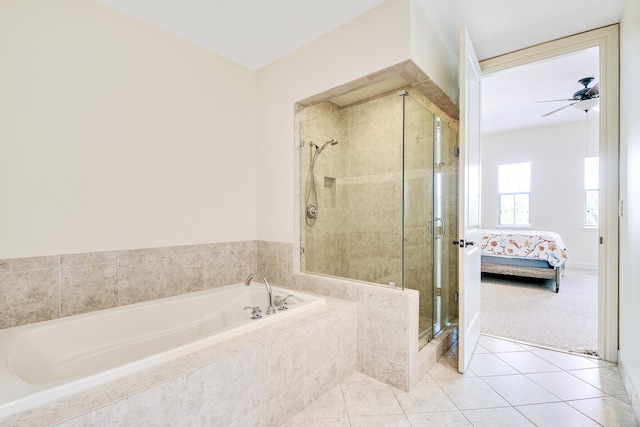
<box><xmin>0</xmin><ymin>297</ymin><xmax>357</xmax><ymax>427</ymax></box>
<box><xmin>1</xmin><ymin>239</ymin><xmax>452</xmax><ymax>423</ymax></box>
<box><xmin>0</xmin><ymin>241</ymin><xmax>257</xmax><ymax>329</ymax></box>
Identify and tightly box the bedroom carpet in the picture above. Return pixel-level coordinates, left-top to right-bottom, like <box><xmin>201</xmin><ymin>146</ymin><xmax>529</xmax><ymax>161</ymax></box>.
<box><xmin>481</xmin><ymin>268</ymin><xmax>598</xmax><ymax>355</ymax></box>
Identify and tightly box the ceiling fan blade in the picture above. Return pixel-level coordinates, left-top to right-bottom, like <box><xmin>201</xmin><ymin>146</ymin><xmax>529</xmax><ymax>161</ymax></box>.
<box><xmin>536</xmin><ymin>99</ymin><xmax>575</xmax><ymax>103</ymax></box>
<box><xmin>585</xmin><ymin>82</ymin><xmax>600</xmax><ymax>96</ymax></box>
<box><xmin>542</xmin><ymin>101</ymin><xmax>578</xmax><ymax>117</ymax></box>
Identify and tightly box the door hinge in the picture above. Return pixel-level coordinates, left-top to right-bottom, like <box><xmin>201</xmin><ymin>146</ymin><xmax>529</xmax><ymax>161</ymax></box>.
<box><xmin>454</xmin><ymin>291</ymin><xmax>459</xmax><ymax>303</ymax></box>
<box><xmin>619</xmin><ymin>200</ymin><xmax>624</xmax><ymax>217</ymax></box>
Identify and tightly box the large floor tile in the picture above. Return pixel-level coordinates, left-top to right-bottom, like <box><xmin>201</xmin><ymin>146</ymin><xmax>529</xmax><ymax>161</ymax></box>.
<box><xmin>568</xmin><ymin>367</ymin><xmax>628</xmax><ymax>396</ymax></box>
<box><xmin>532</xmin><ymin>349</ymin><xmax>600</xmax><ymax>370</ymax></box>
<box><xmin>291</xmin><ymin>385</ymin><xmax>347</xmax><ymax>420</ymax></box>
<box><xmin>515</xmin><ymin>402</ymin><xmax>602</xmax><ymax>427</ymax></box>
<box><xmin>406</xmin><ymin>411</ymin><xmax>472</xmax><ymax>426</ymax></box>
<box><xmin>462</xmin><ymin>407</ymin><xmax>535</xmax><ymax>426</ymax></box>
<box><xmin>340</xmin><ymin>373</ymin><xmax>403</xmax><ymax>417</ymax></box>
<box><xmin>437</xmin><ymin>377</ymin><xmax>510</xmax><ymax>410</ymax></box>
<box><xmin>494</xmin><ymin>350</ymin><xmax>561</xmax><ymax>373</ymax></box>
<box><xmin>349</xmin><ymin>414</ymin><xmax>411</xmax><ymax>427</ymax></box>
<box><xmin>568</xmin><ymin>396</ymin><xmax>639</xmax><ymax>427</ymax></box>
<box><xmin>481</xmin><ymin>374</ymin><xmax>561</xmax><ymax>406</ymax></box>
<box><xmin>526</xmin><ymin>371</ymin><xmax>606</xmax><ymax>401</ymax></box>
<box><xmin>468</xmin><ymin>353</ymin><xmax>519</xmax><ymax>376</ymax></box>
<box><xmin>473</xmin><ymin>344</ymin><xmax>490</xmax><ymax>354</ymax></box>
<box><xmin>428</xmin><ymin>360</ymin><xmax>476</xmax><ymax>380</ymax></box>
<box><xmin>393</xmin><ymin>378</ymin><xmax>458</xmax><ymax>414</ymax></box>
<box><xmin>478</xmin><ymin>335</ymin><xmax>527</xmax><ymax>353</ymax></box>
<box><xmin>289</xmin><ymin>417</ymin><xmax>350</xmax><ymax>427</ymax></box>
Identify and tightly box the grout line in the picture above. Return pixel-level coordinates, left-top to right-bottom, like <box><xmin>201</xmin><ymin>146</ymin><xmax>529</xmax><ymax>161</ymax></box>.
<box><xmin>57</xmin><ymin>255</ymin><xmax>62</xmax><ymax>318</ymax></box>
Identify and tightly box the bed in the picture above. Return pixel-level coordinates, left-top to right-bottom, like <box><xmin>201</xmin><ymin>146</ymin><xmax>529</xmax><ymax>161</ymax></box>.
<box><xmin>480</xmin><ymin>230</ymin><xmax>568</xmax><ymax>293</ymax></box>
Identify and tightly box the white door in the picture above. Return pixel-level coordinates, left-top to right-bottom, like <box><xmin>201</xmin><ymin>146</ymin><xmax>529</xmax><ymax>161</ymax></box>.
<box><xmin>458</xmin><ymin>27</ymin><xmax>482</xmax><ymax>373</ymax></box>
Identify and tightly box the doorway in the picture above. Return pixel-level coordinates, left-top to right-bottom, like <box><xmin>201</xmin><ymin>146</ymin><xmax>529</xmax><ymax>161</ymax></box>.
<box><xmin>479</xmin><ymin>47</ymin><xmax>600</xmax><ymax>354</ymax></box>
<box><xmin>476</xmin><ymin>25</ymin><xmax>619</xmax><ymax>362</ymax></box>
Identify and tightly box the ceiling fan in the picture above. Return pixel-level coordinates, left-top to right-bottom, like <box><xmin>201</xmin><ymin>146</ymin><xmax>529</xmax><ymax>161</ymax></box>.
<box><xmin>538</xmin><ymin>77</ymin><xmax>600</xmax><ymax>117</ymax></box>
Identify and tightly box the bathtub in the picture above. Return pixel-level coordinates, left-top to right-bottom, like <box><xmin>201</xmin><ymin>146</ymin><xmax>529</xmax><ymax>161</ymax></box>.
<box><xmin>0</xmin><ymin>282</ymin><xmax>325</xmax><ymax>417</ymax></box>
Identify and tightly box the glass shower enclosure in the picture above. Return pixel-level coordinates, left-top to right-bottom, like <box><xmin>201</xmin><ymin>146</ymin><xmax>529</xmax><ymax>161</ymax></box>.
<box><xmin>299</xmin><ymin>89</ymin><xmax>458</xmax><ymax>349</ymax></box>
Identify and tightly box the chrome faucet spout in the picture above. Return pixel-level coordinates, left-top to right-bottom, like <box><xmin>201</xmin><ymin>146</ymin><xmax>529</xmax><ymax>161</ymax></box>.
<box><xmin>244</xmin><ymin>273</ymin><xmax>276</xmax><ymax>315</ymax></box>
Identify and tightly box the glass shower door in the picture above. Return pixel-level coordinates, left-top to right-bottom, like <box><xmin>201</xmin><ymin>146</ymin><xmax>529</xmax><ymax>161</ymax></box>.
<box><xmin>402</xmin><ymin>93</ymin><xmax>435</xmax><ymax>347</ymax></box>
<box><xmin>402</xmin><ymin>93</ymin><xmax>458</xmax><ymax>349</ymax></box>
<box><xmin>432</xmin><ymin>116</ymin><xmax>458</xmax><ymax>338</ymax></box>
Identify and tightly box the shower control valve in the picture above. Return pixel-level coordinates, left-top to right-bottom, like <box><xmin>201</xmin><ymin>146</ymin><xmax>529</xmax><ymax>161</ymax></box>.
<box><xmin>306</xmin><ymin>204</ymin><xmax>318</xmax><ymax>219</ymax></box>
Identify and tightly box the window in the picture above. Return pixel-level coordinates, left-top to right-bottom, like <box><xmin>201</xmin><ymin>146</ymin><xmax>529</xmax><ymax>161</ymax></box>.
<box><xmin>584</xmin><ymin>157</ymin><xmax>599</xmax><ymax>227</ymax></box>
<box><xmin>498</xmin><ymin>162</ymin><xmax>530</xmax><ymax>225</ymax></box>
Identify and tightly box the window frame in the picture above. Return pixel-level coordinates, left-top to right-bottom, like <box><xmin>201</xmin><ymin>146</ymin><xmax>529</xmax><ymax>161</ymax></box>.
<box><xmin>498</xmin><ymin>162</ymin><xmax>531</xmax><ymax>226</ymax></box>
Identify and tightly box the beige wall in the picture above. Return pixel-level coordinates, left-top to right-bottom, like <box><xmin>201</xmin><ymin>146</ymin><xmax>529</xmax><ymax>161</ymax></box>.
<box><xmin>0</xmin><ymin>0</ymin><xmax>257</xmax><ymax>259</ymax></box>
<box><xmin>409</xmin><ymin>1</ymin><xmax>459</xmax><ymax>103</ymax></box>
<box><xmin>0</xmin><ymin>0</ymin><xmax>458</xmax><ymax>260</ymax></box>
<box><xmin>619</xmin><ymin>0</ymin><xmax>640</xmax><ymax>421</ymax></box>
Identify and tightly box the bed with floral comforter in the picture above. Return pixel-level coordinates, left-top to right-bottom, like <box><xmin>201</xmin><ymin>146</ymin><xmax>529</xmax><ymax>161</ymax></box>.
<box><xmin>480</xmin><ymin>230</ymin><xmax>568</xmax><ymax>293</ymax></box>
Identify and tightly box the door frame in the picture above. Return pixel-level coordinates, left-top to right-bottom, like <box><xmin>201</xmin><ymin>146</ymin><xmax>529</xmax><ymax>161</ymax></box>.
<box><xmin>479</xmin><ymin>25</ymin><xmax>620</xmax><ymax>362</ymax></box>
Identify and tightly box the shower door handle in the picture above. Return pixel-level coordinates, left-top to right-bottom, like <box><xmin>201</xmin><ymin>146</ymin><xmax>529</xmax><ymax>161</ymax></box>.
<box><xmin>428</xmin><ymin>218</ymin><xmax>445</xmax><ymax>239</ymax></box>
<box><xmin>434</xmin><ymin>218</ymin><xmax>445</xmax><ymax>239</ymax></box>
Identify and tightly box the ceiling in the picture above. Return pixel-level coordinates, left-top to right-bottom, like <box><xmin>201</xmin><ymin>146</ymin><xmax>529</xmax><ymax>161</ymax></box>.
<box><xmin>96</xmin><ymin>0</ymin><xmax>625</xmax><ymax>133</ymax></box>
<box><xmin>481</xmin><ymin>47</ymin><xmax>600</xmax><ymax>135</ymax></box>
<box><xmin>95</xmin><ymin>0</ymin><xmax>387</xmax><ymax>71</ymax></box>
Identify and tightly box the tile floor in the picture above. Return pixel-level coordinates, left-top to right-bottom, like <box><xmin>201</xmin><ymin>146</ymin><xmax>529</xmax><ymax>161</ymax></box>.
<box><xmin>283</xmin><ymin>335</ymin><xmax>638</xmax><ymax>426</ymax></box>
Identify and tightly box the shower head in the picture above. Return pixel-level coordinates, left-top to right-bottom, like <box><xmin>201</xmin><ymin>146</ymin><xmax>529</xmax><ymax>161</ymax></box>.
<box><xmin>318</xmin><ymin>139</ymin><xmax>339</xmax><ymax>152</ymax></box>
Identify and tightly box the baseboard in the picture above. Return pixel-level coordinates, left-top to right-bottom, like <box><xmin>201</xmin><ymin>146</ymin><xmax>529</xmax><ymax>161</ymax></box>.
<box><xmin>618</xmin><ymin>350</ymin><xmax>640</xmax><ymax>425</ymax></box>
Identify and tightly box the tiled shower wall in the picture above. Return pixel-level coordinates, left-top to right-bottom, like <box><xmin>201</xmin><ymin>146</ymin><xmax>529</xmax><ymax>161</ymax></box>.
<box><xmin>300</xmin><ymin>92</ymin><xmax>403</xmax><ymax>286</ymax></box>
<box><xmin>338</xmin><ymin>93</ymin><xmax>403</xmax><ymax>285</ymax></box>
<box><xmin>299</xmin><ymin>101</ymin><xmax>346</xmax><ymax>277</ymax></box>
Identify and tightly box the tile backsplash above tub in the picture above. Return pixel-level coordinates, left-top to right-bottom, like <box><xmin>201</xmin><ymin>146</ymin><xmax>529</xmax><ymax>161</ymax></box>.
<box><xmin>0</xmin><ymin>241</ymin><xmax>258</xmax><ymax>329</ymax></box>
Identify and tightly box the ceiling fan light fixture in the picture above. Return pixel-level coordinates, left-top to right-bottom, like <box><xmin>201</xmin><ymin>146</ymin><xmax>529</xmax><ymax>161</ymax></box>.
<box><xmin>573</xmin><ymin>98</ymin><xmax>599</xmax><ymax>112</ymax></box>
<box><xmin>539</xmin><ymin>77</ymin><xmax>600</xmax><ymax>116</ymax></box>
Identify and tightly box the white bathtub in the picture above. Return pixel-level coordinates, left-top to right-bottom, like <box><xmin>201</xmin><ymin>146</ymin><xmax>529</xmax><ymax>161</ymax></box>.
<box><xmin>0</xmin><ymin>282</ymin><xmax>325</xmax><ymax>417</ymax></box>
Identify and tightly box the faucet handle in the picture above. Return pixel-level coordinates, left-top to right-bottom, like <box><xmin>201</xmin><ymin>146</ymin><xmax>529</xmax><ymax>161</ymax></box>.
<box><xmin>274</xmin><ymin>294</ymin><xmax>294</xmax><ymax>310</ymax></box>
<box><xmin>243</xmin><ymin>306</ymin><xmax>262</xmax><ymax>319</ymax></box>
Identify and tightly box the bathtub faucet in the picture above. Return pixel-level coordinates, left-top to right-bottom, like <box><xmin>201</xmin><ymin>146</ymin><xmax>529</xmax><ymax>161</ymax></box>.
<box><xmin>244</xmin><ymin>273</ymin><xmax>276</xmax><ymax>315</ymax></box>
